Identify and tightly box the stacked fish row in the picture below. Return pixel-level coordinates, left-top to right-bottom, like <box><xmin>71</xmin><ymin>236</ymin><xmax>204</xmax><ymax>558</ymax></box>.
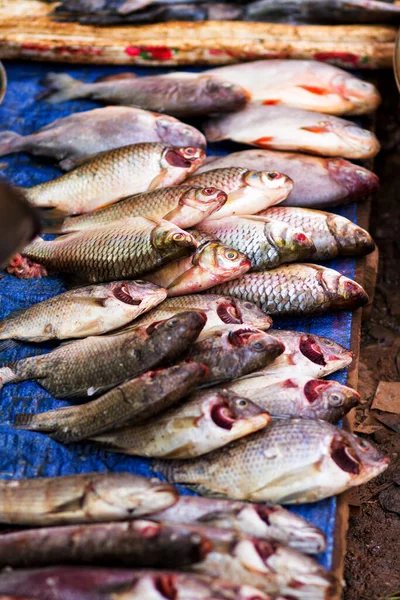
<box><xmin>0</xmin><ymin>60</ymin><xmax>388</xmax><ymax>599</ymax></box>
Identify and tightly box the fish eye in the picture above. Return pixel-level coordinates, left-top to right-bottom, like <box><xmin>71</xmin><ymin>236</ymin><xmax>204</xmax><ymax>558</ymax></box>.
<box><xmin>225</xmin><ymin>249</ymin><xmax>238</xmax><ymax>260</ymax></box>
<box><xmin>183</xmin><ymin>147</ymin><xmax>197</xmax><ymax>157</ymax></box>
<box><xmin>346</xmin><ymin>125</ymin><xmax>371</xmax><ymax>139</ymax></box>
<box><xmin>357</xmin><ymin>438</ymin><xmax>370</xmax><ymax>451</ymax></box>
<box><xmin>267</xmin><ymin>171</ymin><xmax>279</xmax><ymax>179</ymax></box>
<box><xmin>329</xmin><ymin>393</ymin><xmax>344</xmax><ymax>406</ymax></box>
<box><xmin>135</xmin><ymin>280</ymin><xmax>148</xmax><ymax>285</ymax></box>
<box><xmin>244</xmin><ymin>302</ymin><xmax>254</xmax><ymax>310</ymax></box>
<box><xmin>252</xmin><ymin>340</ymin><xmax>265</xmax><ymax>351</ymax></box>
<box><xmin>172</xmin><ymin>232</ymin><xmax>185</xmax><ymax>242</ymax></box>
<box><xmin>324</xmin><ymin>339</ymin><xmax>334</xmax><ymax>347</ymax></box>
<box><xmin>236</xmin><ymin>399</ymin><xmax>248</xmax><ymax>407</ymax></box>
<box><xmin>167</xmin><ymin>318</ymin><xmax>179</xmax><ymax>328</ymax></box>
<box><xmin>203</xmin><ymin>187</ymin><xmax>217</xmax><ymax>196</ymax></box>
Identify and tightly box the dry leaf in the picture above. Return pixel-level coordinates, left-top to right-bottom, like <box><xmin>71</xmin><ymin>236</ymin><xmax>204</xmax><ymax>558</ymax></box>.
<box><xmin>371</xmin><ymin>381</ymin><xmax>400</xmax><ymax>414</ymax></box>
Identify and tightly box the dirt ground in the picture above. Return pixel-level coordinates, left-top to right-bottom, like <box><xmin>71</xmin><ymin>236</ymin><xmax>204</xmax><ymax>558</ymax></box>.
<box><xmin>343</xmin><ymin>74</ymin><xmax>400</xmax><ymax>600</ymax></box>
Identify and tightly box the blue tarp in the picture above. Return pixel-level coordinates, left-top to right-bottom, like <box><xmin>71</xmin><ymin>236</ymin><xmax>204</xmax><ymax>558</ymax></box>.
<box><xmin>0</xmin><ymin>60</ymin><xmax>362</xmax><ymax>570</ymax></box>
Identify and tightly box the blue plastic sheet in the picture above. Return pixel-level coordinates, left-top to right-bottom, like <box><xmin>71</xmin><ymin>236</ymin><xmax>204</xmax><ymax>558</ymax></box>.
<box><xmin>0</xmin><ymin>60</ymin><xmax>362</xmax><ymax>570</ymax></box>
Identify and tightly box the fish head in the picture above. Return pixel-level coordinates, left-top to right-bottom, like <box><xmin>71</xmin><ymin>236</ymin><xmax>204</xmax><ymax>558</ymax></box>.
<box><xmin>322</xmin><ymin>269</ymin><xmax>369</xmax><ymax>310</ymax></box>
<box><xmin>151</xmin><ymin>220</ymin><xmax>198</xmax><ymax>258</ymax></box>
<box><xmin>110</xmin><ymin>280</ymin><xmax>168</xmax><ymax>313</ymax></box>
<box><xmin>196</xmin><ymin>242</ymin><xmax>251</xmax><ymax>280</ymax></box>
<box><xmin>326</xmin><ymin>214</ymin><xmax>375</xmax><ymax>257</ymax></box>
<box><xmin>298</xmin><ymin>333</ymin><xmax>353</xmax><ymax>375</ymax></box>
<box><xmin>303</xmin><ymin>379</ymin><xmax>361</xmax><ymax>421</ymax></box>
<box><xmin>161</xmin><ymin>146</ymin><xmax>206</xmax><ymax>182</ymax></box>
<box><xmin>330</xmin><ymin>430</ymin><xmax>389</xmax><ymax>487</ymax></box>
<box><xmin>227</xmin><ymin>328</ymin><xmax>285</xmax><ymax>365</ymax></box>
<box><xmin>151</xmin><ymin>310</ymin><xmax>207</xmax><ymax>346</ymax></box>
<box><xmin>243</xmin><ymin>169</ymin><xmax>293</xmax><ymax>204</ymax></box>
<box><xmin>330</xmin><ymin>74</ymin><xmax>381</xmax><ymax>114</ymax></box>
<box><xmin>326</xmin><ymin>158</ymin><xmax>379</xmax><ymax>200</ymax></box>
<box><xmin>202</xmin><ymin>76</ymin><xmax>250</xmax><ymax>106</ymax></box>
<box><xmin>164</xmin><ymin>186</ymin><xmax>227</xmax><ymax>228</ymax></box>
<box><xmin>222</xmin><ymin>297</ymin><xmax>273</xmax><ymax>330</ymax></box>
<box><xmin>334</xmin><ymin>123</ymin><xmax>380</xmax><ymax>159</ymax></box>
<box><xmin>264</xmin><ymin>220</ymin><xmax>316</xmax><ymax>262</ymax></box>
<box><xmin>206</xmin><ymin>389</ymin><xmax>270</xmax><ymax>432</ymax></box>
<box><xmin>155</xmin><ymin>115</ymin><xmax>206</xmax><ymax>148</ymax></box>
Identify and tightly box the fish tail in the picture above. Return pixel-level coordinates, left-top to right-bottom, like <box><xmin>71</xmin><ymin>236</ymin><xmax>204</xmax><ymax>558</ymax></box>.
<box><xmin>0</xmin><ymin>364</ymin><xmax>21</xmax><ymax>389</ymax></box>
<box><xmin>13</xmin><ymin>412</ymin><xmax>56</xmax><ymax>432</ymax></box>
<box><xmin>0</xmin><ymin>338</ymin><xmax>20</xmax><ymax>354</ymax></box>
<box><xmin>37</xmin><ymin>72</ymin><xmax>88</xmax><ymax>104</ymax></box>
<box><xmin>14</xmin><ymin>405</ymin><xmax>75</xmax><ymax>433</ymax></box>
<box><xmin>0</xmin><ymin>131</ymin><xmax>24</xmax><ymax>157</ymax></box>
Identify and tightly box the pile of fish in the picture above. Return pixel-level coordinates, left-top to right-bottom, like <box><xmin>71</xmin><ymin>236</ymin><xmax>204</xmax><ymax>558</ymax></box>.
<box><xmin>0</xmin><ymin>59</ymin><xmax>389</xmax><ymax>599</ymax></box>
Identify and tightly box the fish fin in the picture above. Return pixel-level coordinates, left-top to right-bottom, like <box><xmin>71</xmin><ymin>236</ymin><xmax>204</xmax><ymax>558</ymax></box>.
<box><xmin>250</xmin><ymin>463</ymin><xmax>321</xmax><ymax>501</ymax></box>
<box><xmin>148</xmin><ymin>169</ymin><xmax>169</xmax><ymax>191</ymax></box>
<box><xmin>0</xmin><ymin>339</ymin><xmax>20</xmax><ymax>354</ymax></box>
<box><xmin>48</xmin><ymin>496</ymin><xmax>84</xmax><ymax>513</ymax></box>
<box><xmin>0</xmin><ymin>131</ymin><xmax>24</xmax><ymax>157</ymax></box>
<box><xmin>262</xmin><ymin>99</ymin><xmax>281</xmax><ymax>105</ymax></box>
<box><xmin>297</xmin><ymin>85</ymin><xmax>330</xmax><ymax>96</ymax></box>
<box><xmin>63</xmin><ymin>150</ymin><xmax>110</xmax><ymax>171</ymax></box>
<box><xmin>300</xmin><ymin>125</ymin><xmax>328</xmax><ymax>133</ymax></box>
<box><xmin>95</xmin><ymin>72</ymin><xmax>138</xmax><ymax>83</ymax></box>
<box><xmin>37</xmin><ymin>73</ymin><xmax>88</xmax><ymax>104</ymax></box>
<box><xmin>252</xmin><ymin>137</ymin><xmax>274</xmax><ymax>147</ymax></box>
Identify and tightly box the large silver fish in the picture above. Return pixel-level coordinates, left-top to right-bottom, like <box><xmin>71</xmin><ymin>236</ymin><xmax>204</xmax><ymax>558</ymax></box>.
<box><xmin>155</xmin><ymin>418</ymin><xmax>389</xmax><ymax>503</ymax></box>
<box><xmin>0</xmin><ymin>281</ymin><xmax>167</xmax><ymax>342</ymax></box>
<box><xmin>204</xmin><ymin>106</ymin><xmax>380</xmax><ymax>159</ymax></box>
<box><xmin>196</xmin><ymin>149</ymin><xmax>380</xmax><ymax>208</ymax></box>
<box><xmin>0</xmin><ymin>106</ymin><xmax>206</xmax><ymax>171</ymax></box>
<box><xmin>212</xmin><ymin>264</ymin><xmax>368</xmax><ymax>316</ymax></box>
<box><xmin>0</xmin><ymin>473</ymin><xmax>177</xmax><ymax>526</ymax></box>
<box><xmin>259</xmin><ymin>206</ymin><xmax>375</xmax><ymax>260</ymax></box>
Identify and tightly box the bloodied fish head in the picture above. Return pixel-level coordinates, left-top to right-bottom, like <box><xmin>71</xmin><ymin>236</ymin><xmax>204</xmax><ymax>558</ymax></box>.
<box><xmin>330</xmin><ymin>74</ymin><xmax>381</xmax><ymax>114</ymax></box>
<box><xmin>330</xmin><ymin>430</ymin><xmax>389</xmax><ymax>486</ymax></box>
<box><xmin>299</xmin><ymin>333</ymin><xmax>353</xmax><ymax>374</ymax></box>
<box><xmin>215</xmin><ymin>297</ymin><xmax>273</xmax><ymax>330</ymax></box>
<box><xmin>208</xmin><ymin>389</ymin><xmax>270</xmax><ymax>432</ymax></box>
<box><xmin>303</xmin><ymin>379</ymin><xmax>361</xmax><ymax>422</ymax></box>
<box><xmin>151</xmin><ymin>220</ymin><xmax>198</xmax><ymax>258</ymax></box>
<box><xmin>323</xmin><ymin>270</ymin><xmax>369</xmax><ymax>311</ymax></box>
<box><xmin>327</xmin><ymin>158</ymin><xmax>379</xmax><ymax>200</ymax></box>
<box><xmin>264</xmin><ymin>219</ymin><xmax>316</xmax><ymax>263</ymax></box>
<box><xmin>111</xmin><ymin>280</ymin><xmax>168</xmax><ymax>313</ymax></box>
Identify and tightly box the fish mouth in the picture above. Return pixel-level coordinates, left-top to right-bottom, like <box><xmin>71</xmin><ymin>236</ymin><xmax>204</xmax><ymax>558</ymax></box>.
<box><xmin>154</xmin><ymin>574</ymin><xmax>178</xmax><ymax>599</ymax></box>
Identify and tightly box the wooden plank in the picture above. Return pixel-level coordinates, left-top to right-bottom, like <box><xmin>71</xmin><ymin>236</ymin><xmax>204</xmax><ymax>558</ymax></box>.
<box><xmin>0</xmin><ymin>1</ymin><xmax>395</xmax><ymax>67</ymax></box>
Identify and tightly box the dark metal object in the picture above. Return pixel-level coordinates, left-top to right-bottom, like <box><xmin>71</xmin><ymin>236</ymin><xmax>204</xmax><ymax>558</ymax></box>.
<box><xmin>394</xmin><ymin>28</ymin><xmax>400</xmax><ymax>93</ymax></box>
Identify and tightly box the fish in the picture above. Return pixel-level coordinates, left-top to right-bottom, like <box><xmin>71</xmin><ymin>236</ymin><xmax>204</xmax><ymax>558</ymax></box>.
<box><xmin>152</xmin><ymin>495</ymin><xmax>326</xmax><ymax>553</ymax></box>
<box><xmin>145</xmin><ymin>239</ymin><xmax>251</xmax><ymax>296</ymax></box>
<box><xmin>0</xmin><ymin>567</ymin><xmax>278</xmax><ymax>600</ymax></box>
<box><xmin>195</xmin><ymin>149</ymin><xmax>380</xmax><ymax>208</ymax></box>
<box><xmin>15</xmin><ymin>361</ymin><xmax>208</xmax><ymax>443</ymax></box>
<box><xmin>22</xmin><ymin>143</ymin><xmax>205</xmax><ymax>216</ymax></box>
<box><xmin>46</xmin><ymin>186</ymin><xmax>228</xmax><ymax>234</ymax></box>
<box><xmin>155</xmin><ymin>418</ymin><xmax>389</xmax><ymax>503</ymax></box>
<box><xmin>185</xmin><ymin>168</ymin><xmax>293</xmax><ymax>219</ymax></box>
<box><xmin>39</xmin><ymin>71</ymin><xmax>249</xmax><ymax>118</ymax></box>
<box><xmin>0</xmin><ymin>107</ymin><xmax>206</xmax><ymax>171</ymax></box>
<box><xmin>0</xmin><ymin>280</ymin><xmax>167</xmax><ymax>342</ymax></box>
<box><xmin>0</xmin><ymin>311</ymin><xmax>206</xmax><ymax>398</ymax></box>
<box><xmin>92</xmin><ymin>389</ymin><xmax>270</xmax><ymax>458</ymax></box>
<box><xmin>225</xmin><ymin>375</ymin><xmax>361</xmax><ymax>423</ymax></box>
<box><xmin>212</xmin><ymin>264</ymin><xmax>369</xmax><ymax>316</ymax></box>
<box><xmin>0</xmin><ymin>520</ymin><xmax>210</xmax><ymax>569</ymax></box>
<box><xmin>259</xmin><ymin>206</ymin><xmax>375</xmax><ymax>260</ymax></box>
<box><xmin>204</xmin><ymin>105</ymin><xmax>380</xmax><ymax>159</ymax></box>
<box><xmin>124</xmin><ymin>294</ymin><xmax>273</xmax><ymax>339</ymax></box>
<box><xmin>195</xmin><ymin>215</ymin><xmax>316</xmax><ymax>270</ymax></box>
<box><xmin>203</xmin><ymin>59</ymin><xmax>381</xmax><ymax>115</ymax></box>
<box><xmin>187</xmin><ymin>327</ymin><xmax>284</xmax><ymax>384</ymax></box>
<box><xmin>0</xmin><ymin>473</ymin><xmax>177</xmax><ymax>526</ymax></box>
<box><xmin>20</xmin><ymin>218</ymin><xmax>197</xmax><ymax>283</ymax></box>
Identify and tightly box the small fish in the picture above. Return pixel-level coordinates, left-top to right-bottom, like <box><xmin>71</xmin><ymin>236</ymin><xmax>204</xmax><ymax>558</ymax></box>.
<box><xmin>22</xmin><ymin>143</ymin><xmax>205</xmax><ymax>216</ymax></box>
<box><xmin>204</xmin><ymin>106</ymin><xmax>380</xmax><ymax>159</ymax></box>
<box><xmin>0</xmin><ymin>567</ymin><xmax>276</xmax><ymax>600</ymax></box>
<box><xmin>20</xmin><ymin>218</ymin><xmax>197</xmax><ymax>283</ymax></box>
<box><xmin>0</xmin><ymin>473</ymin><xmax>177</xmax><ymax>526</ymax></box>
<box><xmin>145</xmin><ymin>240</ymin><xmax>251</xmax><ymax>296</ymax></box>
<box><xmin>196</xmin><ymin>215</ymin><xmax>316</xmax><ymax>270</ymax></box>
<box><xmin>15</xmin><ymin>362</ymin><xmax>208</xmax><ymax>443</ymax></box>
<box><xmin>185</xmin><ymin>167</ymin><xmax>293</xmax><ymax>219</ymax></box>
<box><xmin>0</xmin><ymin>520</ymin><xmax>210</xmax><ymax>569</ymax></box>
<box><xmin>188</xmin><ymin>327</ymin><xmax>284</xmax><ymax>385</ymax></box>
<box><xmin>126</xmin><ymin>294</ymin><xmax>273</xmax><ymax>339</ymax></box>
<box><xmin>0</xmin><ymin>107</ymin><xmax>206</xmax><ymax>171</ymax></box>
<box><xmin>39</xmin><ymin>71</ymin><xmax>249</xmax><ymax>118</ymax></box>
<box><xmin>155</xmin><ymin>418</ymin><xmax>389</xmax><ymax>503</ymax></box>
<box><xmin>0</xmin><ymin>311</ymin><xmax>206</xmax><ymax>398</ymax></box>
<box><xmin>259</xmin><ymin>206</ymin><xmax>375</xmax><ymax>260</ymax></box>
<box><xmin>204</xmin><ymin>59</ymin><xmax>381</xmax><ymax>115</ymax></box>
<box><xmin>196</xmin><ymin>149</ymin><xmax>380</xmax><ymax>208</ymax></box>
<box><xmin>152</xmin><ymin>495</ymin><xmax>326</xmax><ymax>553</ymax></box>
<box><xmin>92</xmin><ymin>389</ymin><xmax>270</xmax><ymax>458</ymax></box>
<box><xmin>212</xmin><ymin>264</ymin><xmax>368</xmax><ymax>316</ymax></box>
<box><xmin>48</xmin><ymin>186</ymin><xmax>227</xmax><ymax>234</ymax></box>
<box><xmin>225</xmin><ymin>375</ymin><xmax>360</xmax><ymax>423</ymax></box>
<box><xmin>0</xmin><ymin>281</ymin><xmax>167</xmax><ymax>342</ymax></box>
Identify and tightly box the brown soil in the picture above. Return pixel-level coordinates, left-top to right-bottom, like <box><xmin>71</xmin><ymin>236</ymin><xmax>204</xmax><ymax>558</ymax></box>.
<box><xmin>344</xmin><ymin>74</ymin><xmax>400</xmax><ymax>600</ymax></box>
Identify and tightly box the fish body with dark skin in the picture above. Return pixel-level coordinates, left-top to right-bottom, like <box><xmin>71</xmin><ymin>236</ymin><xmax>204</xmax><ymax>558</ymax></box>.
<box><xmin>259</xmin><ymin>206</ymin><xmax>375</xmax><ymax>260</ymax></box>
<box><xmin>203</xmin><ymin>59</ymin><xmax>381</xmax><ymax>114</ymax></box>
<box><xmin>145</xmin><ymin>239</ymin><xmax>251</xmax><ymax>296</ymax></box>
<box><xmin>0</xmin><ymin>281</ymin><xmax>167</xmax><ymax>342</ymax></box>
<box><xmin>0</xmin><ymin>519</ymin><xmax>210</xmax><ymax>569</ymax></box>
<box><xmin>49</xmin><ymin>186</ymin><xmax>228</xmax><ymax>234</ymax></box>
<box><xmin>0</xmin><ymin>311</ymin><xmax>206</xmax><ymax>398</ymax></box>
<box><xmin>0</xmin><ymin>473</ymin><xmax>177</xmax><ymax>526</ymax></box>
<box><xmin>185</xmin><ymin>167</ymin><xmax>293</xmax><ymax>219</ymax></box>
<box><xmin>21</xmin><ymin>218</ymin><xmax>197</xmax><ymax>283</ymax></box>
<box><xmin>155</xmin><ymin>418</ymin><xmax>389</xmax><ymax>503</ymax></box>
<box><xmin>212</xmin><ymin>263</ymin><xmax>368</xmax><ymax>316</ymax></box>
<box><xmin>195</xmin><ymin>216</ymin><xmax>316</xmax><ymax>270</ymax></box>
<box><xmin>204</xmin><ymin>105</ymin><xmax>380</xmax><ymax>159</ymax></box>
<box><xmin>15</xmin><ymin>361</ymin><xmax>209</xmax><ymax>443</ymax></box>
<box><xmin>22</xmin><ymin>143</ymin><xmax>205</xmax><ymax>216</ymax></box>
<box><xmin>39</xmin><ymin>71</ymin><xmax>249</xmax><ymax>118</ymax></box>
<box><xmin>0</xmin><ymin>107</ymin><xmax>206</xmax><ymax>171</ymax></box>
<box><xmin>195</xmin><ymin>149</ymin><xmax>380</xmax><ymax>208</ymax></box>
<box><xmin>152</xmin><ymin>495</ymin><xmax>326</xmax><ymax>553</ymax></box>
<box><xmin>91</xmin><ymin>389</ymin><xmax>271</xmax><ymax>458</ymax></box>
<box><xmin>225</xmin><ymin>375</ymin><xmax>361</xmax><ymax>422</ymax></box>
